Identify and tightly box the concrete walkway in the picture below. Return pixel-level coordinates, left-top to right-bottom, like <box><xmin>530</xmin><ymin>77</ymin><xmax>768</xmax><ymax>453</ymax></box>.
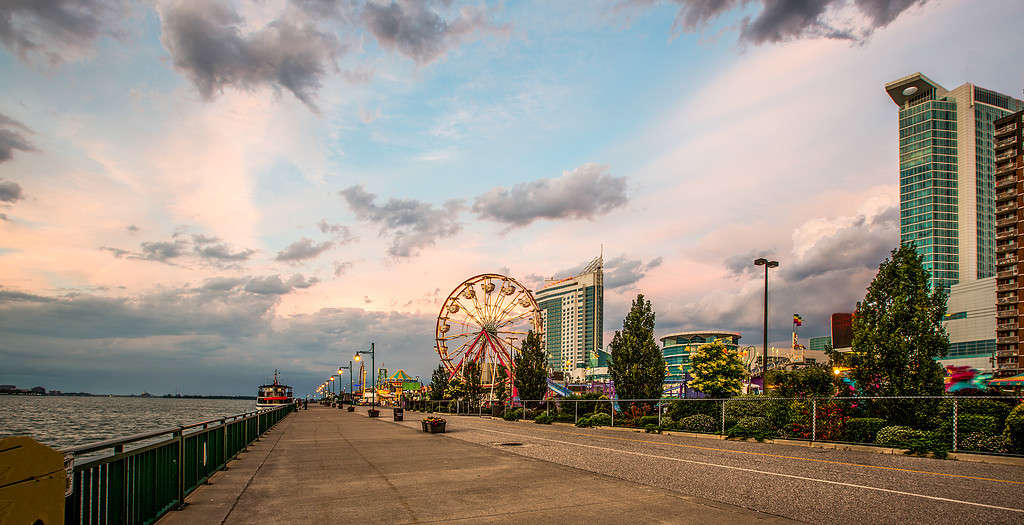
<box><xmin>159</xmin><ymin>406</ymin><xmax>793</xmax><ymax>524</ymax></box>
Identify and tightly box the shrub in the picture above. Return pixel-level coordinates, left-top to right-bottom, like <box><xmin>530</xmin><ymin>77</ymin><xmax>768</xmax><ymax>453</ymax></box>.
<box><xmin>960</xmin><ymin>432</ymin><xmax>1011</xmax><ymax>454</ymax></box>
<box><xmin>940</xmin><ymin>398</ymin><xmax>1014</xmax><ymax>427</ymax></box>
<box><xmin>905</xmin><ymin>431</ymin><xmax>949</xmax><ymax>459</ymax></box>
<box><xmin>556</xmin><ymin>413</ymin><xmax>575</xmax><ymax>423</ymax></box>
<box><xmin>575</xmin><ymin>417</ymin><xmax>593</xmax><ymax>428</ymax></box>
<box><xmin>533</xmin><ymin>413</ymin><xmax>554</xmax><ymax>424</ymax></box>
<box><xmin>667</xmin><ymin>400</ymin><xmax>719</xmax><ymax>421</ymax></box>
<box><xmin>523</xmin><ymin>409</ymin><xmax>541</xmax><ymax>420</ymax></box>
<box><xmin>588</xmin><ymin>413</ymin><xmax>612</xmax><ymax>427</ymax></box>
<box><xmin>502</xmin><ymin>408</ymin><xmax>522</xmax><ymax>422</ymax></box>
<box><xmin>727</xmin><ymin>416</ymin><xmax>772</xmax><ymax>440</ymax></box>
<box><xmin>638</xmin><ymin>415</ymin><xmax>660</xmax><ymax>428</ymax></box>
<box><xmin>676</xmin><ymin>414</ymin><xmax>717</xmax><ymax>433</ymax></box>
<box><xmin>644</xmin><ymin>424</ymin><xmax>662</xmax><ymax>434</ymax></box>
<box><xmin>956</xmin><ymin>414</ymin><xmax>1000</xmax><ymax>435</ymax></box>
<box><xmin>874</xmin><ymin>426</ymin><xmax>921</xmax><ymax>448</ymax></box>
<box><xmin>724</xmin><ymin>397</ymin><xmax>768</xmax><ymax>420</ymax></box>
<box><xmin>842</xmin><ymin>418</ymin><xmax>888</xmax><ymax>443</ymax></box>
<box><xmin>1005</xmin><ymin>403</ymin><xmax>1024</xmax><ymax>452</ymax></box>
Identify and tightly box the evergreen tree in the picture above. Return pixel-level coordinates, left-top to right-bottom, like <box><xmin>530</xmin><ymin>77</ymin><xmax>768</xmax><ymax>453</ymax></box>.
<box><xmin>608</xmin><ymin>294</ymin><xmax>665</xmax><ymax>404</ymax></box>
<box><xmin>513</xmin><ymin>330</ymin><xmax>548</xmax><ymax>405</ymax></box>
<box><xmin>429</xmin><ymin>363</ymin><xmax>449</xmax><ymax>401</ymax></box>
<box><xmin>689</xmin><ymin>339</ymin><xmax>746</xmax><ymax>398</ymax></box>
<box><xmin>493</xmin><ymin>366</ymin><xmax>509</xmax><ymax>404</ymax></box>
<box><xmin>844</xmin><ymin>244</ymin><xmax>948</xmax><ymax>418</ymax></box>
<box><xmin>462</xmin><ymin>360</ymin><xmax>483</xmax><ymax>404</ymax></box>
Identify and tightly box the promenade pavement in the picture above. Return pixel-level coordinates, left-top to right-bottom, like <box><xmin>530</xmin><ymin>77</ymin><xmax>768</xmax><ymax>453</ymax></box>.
<box><xmin>158</xmin><ymin>405</ymin><xmax>793</xmax><ymax>524</ymax></box>
<box><xmin>391</xmin><ymin>408</ymin><xmax>1024</xmax><ymax>525</ymax></box>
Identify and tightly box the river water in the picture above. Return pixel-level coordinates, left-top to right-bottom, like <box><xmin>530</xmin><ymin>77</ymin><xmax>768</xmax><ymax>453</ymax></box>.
<box><xmin>0</xmin><ymin>396</ymin><xmax>256</xmax><ymax>449</ymax></box>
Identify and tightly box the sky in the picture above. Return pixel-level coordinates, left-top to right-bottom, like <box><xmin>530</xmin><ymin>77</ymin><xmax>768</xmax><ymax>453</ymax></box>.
<box><xmin>2</xmin><ymin>0</ymin><xmax>1023</xmax><ymax>396</ymax></box>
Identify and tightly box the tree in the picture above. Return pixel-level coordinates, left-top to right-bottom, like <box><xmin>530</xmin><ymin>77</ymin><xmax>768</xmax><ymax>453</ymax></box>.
<box><xmin>608</xmin><ymin>294</ymin><xmax>665</xmax><ymax>404</ymax></box>
<box><xmin>688</xmin><ymin>339</ymin><xmax>746</xmax><ymax>398</ymax></box>
<box><xmin>513</xmin><ymin>330</ymin><xmax>547</xmax><ymax>404</ymax></box>
<box><xmin>462</xmin><ymin>360</ymin><xmax>483</xmax><ymax>404</ymax></box>
<box><xmin>845</xmin><ymin>244</ymin><xmax>948</xmax><ymax>398</ymax></box>
<box><xmin>493</xmin><ymin>366</ymin><xmax>509</xmax><ymax>404</ymax></box>
<box><xmin>429</xmin><ymin>364</ymin><xmax>448</xmax><ymax>401</ymax></box>
<box><xmin>766</xmin><ymin>365</ymin><xmax>835</xmax><ymax>398</ymax></box>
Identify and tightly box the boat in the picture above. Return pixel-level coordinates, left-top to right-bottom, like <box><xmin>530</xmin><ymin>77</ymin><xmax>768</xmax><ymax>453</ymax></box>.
<box><xmin>256</xmin><ymin>370</ymin><xmax>294</xmax><ymax>408</ymax></box>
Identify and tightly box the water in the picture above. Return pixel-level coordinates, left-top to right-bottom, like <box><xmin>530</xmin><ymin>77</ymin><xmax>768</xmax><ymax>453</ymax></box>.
<box><xmin>0</xmin><ymin>396</ymin><xmax>256</xmax><ymax>450</ymax></box>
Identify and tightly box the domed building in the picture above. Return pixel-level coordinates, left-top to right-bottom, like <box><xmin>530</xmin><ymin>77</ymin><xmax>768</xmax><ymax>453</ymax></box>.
<box><xmin>660</xmin><ymin>330</ymin><xmax>742</xmax><ymax>382</ymax></box>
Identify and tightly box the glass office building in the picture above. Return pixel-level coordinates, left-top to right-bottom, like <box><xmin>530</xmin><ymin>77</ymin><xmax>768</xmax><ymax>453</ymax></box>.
<box><xmin>886</xmin><ymin>73</ymin><xmax>1023</xmax><ymax>291</ymax></box>
<box><xmin>659</xmin><ymin>331</ymin><xmax>741</xmax><ymax>381</ymax></box>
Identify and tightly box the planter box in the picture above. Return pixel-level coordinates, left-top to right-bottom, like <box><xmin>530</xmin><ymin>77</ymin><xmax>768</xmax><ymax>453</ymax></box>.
<box><xmin>422</xmin><ymin>421</ymin><xmax>446</xmax><ymax>433</ymax></box>
<box><xmin>347</xmin><ymin>406</ymin><xmax>355</xmax><ymax>412</ymax></box>
<box><xmin>368</xmin><ymin>409</ymin><xmax>380</xmax><ymax>418</ymax></box>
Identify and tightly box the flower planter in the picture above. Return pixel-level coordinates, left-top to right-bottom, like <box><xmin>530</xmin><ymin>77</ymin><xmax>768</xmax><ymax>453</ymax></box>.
<box><xmin>347</xmin><ymin>406</ymin><xmax>355</xmax><ymax>412</ymax></box>
<box><xmin>368</xmin><ymin>409</ymin><xmax>380</xmax><ymax>418</ymax></box>
<box><xmin>422</xmin><ymin>418</ymin><xmax>446</xmax><ymax>433</ymax></box>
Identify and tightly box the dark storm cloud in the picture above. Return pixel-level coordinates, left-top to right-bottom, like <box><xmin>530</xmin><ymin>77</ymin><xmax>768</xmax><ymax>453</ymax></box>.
<box><xmin>0</xmin><ymin>0</ymin><xmax>125</xmax><ymax>63</ymax></box>
<box><xmin>0</xmin><ymin>113</ymin><xmax>37</xmax><ymax>163</ymax></box>
<box><xmin>275</xmin><ymin>237</ymin><xmax>333</xmax><ymax>262</ymax></box>
<box><xmin>0</xmin><ymin>180</ymin><xmax>23</xmax><ymax>202</ymax></box>
<box><xmin>781</xmin><ymin>205</ymin><xmax>897</xmax><ymax>282</ymax></box>
<box><xmin>158</xmin><ymin>0</ymin><xmax>343</xmax><ymax>111</ymax></box>
<box><xmin>340</xmin><ymin>185</ymin><xmax>462</xmax><ymax>258</ymax></box>
<box><xmin>361</xmin><ymin>0</ymin><xmax>508</xmax><ymax>64</ymax></box>
<box><xmin>472</xmin><ymin>164</ymin><xmax>627</xmax><ymax>228</ymax></box>
<box><xmin>628</xmin><ymin>0</ymin><xmax>926</xmax><ymax>43</ymax></box>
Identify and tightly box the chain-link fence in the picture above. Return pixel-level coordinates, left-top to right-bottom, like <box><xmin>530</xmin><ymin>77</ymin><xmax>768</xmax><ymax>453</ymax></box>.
<box><xmin>402</xmin><ymin>396</ymin><xmax>1024</xmax><ymax>457</ymax></box>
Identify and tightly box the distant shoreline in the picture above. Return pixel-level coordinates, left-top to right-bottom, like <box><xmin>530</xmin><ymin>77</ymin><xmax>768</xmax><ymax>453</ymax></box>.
<box><xmin>0</xmin><ymin>393</ymin><xmax>256</xmax><ymax>400</ymax></box>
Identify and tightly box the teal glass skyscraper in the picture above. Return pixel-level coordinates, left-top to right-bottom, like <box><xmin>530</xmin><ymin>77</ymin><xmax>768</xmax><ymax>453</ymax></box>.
<box><xmin>886</xmin><ymin>73</ymin><xmax>1023</xmax><ymax>290</ymax></box>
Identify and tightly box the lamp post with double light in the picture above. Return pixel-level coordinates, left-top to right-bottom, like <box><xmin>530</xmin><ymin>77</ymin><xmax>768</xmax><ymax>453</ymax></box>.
<box><xmin>354</xmin><ymin>343</ymin><xmax>376</xmax><ymax>409</ymax></box>
<box><xmin>338</xmin><ymin>361</ymin><xmax>352</xmax><ymax>405</ymax></box>
<box><xmin>753</xmin><ymin>257</ymin><xmax>779</xmax><ymax>392</ymax></box>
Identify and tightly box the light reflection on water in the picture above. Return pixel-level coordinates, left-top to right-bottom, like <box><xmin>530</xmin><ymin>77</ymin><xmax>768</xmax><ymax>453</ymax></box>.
<box><xmin>0</xmin><ymin>396</ymin><xmax>256</xmax><ymax>450</ymax></box>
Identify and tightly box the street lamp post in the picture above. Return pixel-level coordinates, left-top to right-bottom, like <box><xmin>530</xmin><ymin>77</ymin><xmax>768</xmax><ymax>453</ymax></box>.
<box><xmin>355</xmin><ymin>342</ymin><xmax>376</xmax><ymax>409</ymax></box>
<box><xmin>338</xmin><ymin>361</ymin><xmax>352</xmax><ymax>405</ymax></box>
<box><xmin>754</xmin><ymin>257</ymin><xmax>779</xmax><ymax>393</ymax></box>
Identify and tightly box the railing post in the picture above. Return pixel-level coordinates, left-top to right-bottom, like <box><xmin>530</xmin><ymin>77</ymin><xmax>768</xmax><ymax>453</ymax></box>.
<box><xmin>812</xmin><ymin>399</ymin><xmax>817</xmax><ymax>442</ymax></box>
<box><xmin>953</xmin><ymin>398</ymin><xmax>959</xmax><ymax>451</ymax></box>
<box><xmin>575</xmin><ymin>401</ymin><xmax>578</xmax><ymax>424</ymax></box>
<box><xmin>610</xmin><ymin>400</ymin><xmax>614</xmax><ymax>427</ymax></box>
<box><xmin>176</xmin><ymin>426</ymin><xmax>185</xmax><ymax>509</ymax></box>
<box><xmin>221</xmin><ymin>418</ymin><xmax>228</xmax><ymax>469</ymax></box>
<box><xmin>720</xmin><ymin>400</ymin><xmax>726</xmax><ymax>435</ymax></box>
<box><xmin>657</xmin><ymin>400</ymin><xmax>662</xmax><ymax>427</ymax></box>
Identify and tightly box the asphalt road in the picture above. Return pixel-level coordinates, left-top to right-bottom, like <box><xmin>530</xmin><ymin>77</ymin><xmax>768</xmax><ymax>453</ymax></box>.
<box><xmin>390</xmin><ymin>409</ymin><xmax>1024</xmax><ymax>524</ymax></box>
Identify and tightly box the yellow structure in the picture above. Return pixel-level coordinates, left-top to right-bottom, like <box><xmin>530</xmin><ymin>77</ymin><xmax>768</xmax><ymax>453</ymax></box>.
<box><xmin>0</xmin><ymin>436</ymin><xmax>67</xmax><ymax>525</ymax></box>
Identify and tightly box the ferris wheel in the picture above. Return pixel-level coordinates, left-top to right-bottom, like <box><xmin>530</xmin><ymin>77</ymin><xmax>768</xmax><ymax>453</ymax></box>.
<box><xmin>435</xmin><ymin>274</ymin><xmax>542</xmax><ymax>387</ymax></box>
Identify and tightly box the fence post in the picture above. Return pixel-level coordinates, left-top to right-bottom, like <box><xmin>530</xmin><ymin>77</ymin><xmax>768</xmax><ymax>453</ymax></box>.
<box><xmin>546</xmin><ymin>400</ymin><xmax>550</xmax><ymax>417</ymax></box>
<box><xmin>221</xmin><ymin>418</ymin><xmax>228</xmax><ymax>469</ymax></box>
<box><xmin>720</xmin><ymin>400</ymin><xmax>726</xmax><ymax>435</ymax></box>
<box><xmin>176</xmin><ymin>426</ymin><xmax>185</xmax><ymax>509</ymax></box>
<box><xmin>610</xmin><ymin>400</ymin><xmax>614</xmax><ymax>427</ymax></box>
<box><xmin>575</xmin><ymin>401</ymin><xmax>578</xmax><ymax>424</ymax></box>
<box><xmin>657</xmin><ymin>400</ymin><xmax>662</xmax><ymax>427</ymax></box>
<box><xmin>952</xmin><ymin>398</ymin><xmax>959</xmax><ymax>452</ymax></box>
<box><xmin>812</xmin><ymin>399</ymin><xmax>817</xmax><ymax>442</ymax></box>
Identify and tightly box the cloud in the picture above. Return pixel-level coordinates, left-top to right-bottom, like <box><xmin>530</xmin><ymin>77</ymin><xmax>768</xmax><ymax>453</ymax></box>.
<box><xmin>472</xmin><ymin>163</ymin><xmax>628</xmax><ymax>228</ymax></box>
<box><xmin>102</xmin><ymin>233</ymin><xmax>256</xmax><ymax>267</ymax></box>
<box><xmin>316</xmin><ymin>219</ymin><xmax>357</xmax><ymax>243</ymax></box>
<box><xmin>549</xmin><ymin>254</ymin><xmax>660</xmax><ymax>290</ymax></box>
<box><xmin>782</xmin><ymin>202</ymin><xmax>898</xmax><ymax>282</ymax></box>
<box><xmin>0</xmin><ymin>0</ymin><xmax>125</xmax><ymax>63</ymax></box>
<box><xmin>361</xmin><ymin>0</ymin><xmax>509</xmax><ymax>64</ymax></box>
<box><xmin>275</xmin><ymin>237</ymin><xmax>333</xmax><ymax>262</ymax></box>
<box><xmin>340</xmin><ymin>185</ymin><xmax>463</xmax><ymax>258</ymax></box>
<box><xmin>630</xmin><ymin>0</ymin><xmax>927</xmax><ymax>44</ymax></box>
<box><xmin>0</xmin><ymin>180</ymin><xmax>23</xmax><ymax>203</ymax></box>
<box><xmin>126</xmin><ymin>224</ymin><xmax>140</xmax><ymax>233</ymax></box>
<box><xmin>157</xmin><ymin>0</ymin><xmax>343</xmax><ymax>111</ymax></box>
<box><xmin>0</xmin><ymin>113</ymin><xmax>37</xmax><ymax>162</ymax></box>
<box><xmin>244</xmin><ymin>274</ymin><xmax>319</xmax><ymax>295</ymax></box>
<box><xmin>333</xmin><ymin>260</ymin><xmax>353</xmax><ymax>276</ymax></box>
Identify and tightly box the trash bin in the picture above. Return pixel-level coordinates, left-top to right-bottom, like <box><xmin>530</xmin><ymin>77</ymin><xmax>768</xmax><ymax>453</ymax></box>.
<box><xmin>393</xmin><ymin>408</ymin><xmax>404</xmax><ymax>421</ymax></box>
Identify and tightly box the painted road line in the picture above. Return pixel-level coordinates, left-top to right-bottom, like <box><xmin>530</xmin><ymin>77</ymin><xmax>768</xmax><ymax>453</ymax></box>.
<box><xmin>479</xmin><ymin>422</ymin><xmax>1024</xmax><ymax>486</ymax></box>
<box><xmin>474</xmin><ymin>427</ymin><xmax>1024</xmax><ymax>515</ymax></box>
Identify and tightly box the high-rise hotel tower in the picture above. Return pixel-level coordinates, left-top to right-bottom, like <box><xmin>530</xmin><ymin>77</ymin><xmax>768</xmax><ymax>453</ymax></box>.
<box><xmin>994</xmin><ymin>110</ymin><xmax>1024</xmax><ymax>377</ymax></box>
<box><xmin>885</xmin><ymin>73</ymin><xmax>1023</xmax><ymax>290</ymax></box>
<box><xmin>536</xmin><ymin>256</ymin><xmax>604</xmax><ymax>382</ymax></box>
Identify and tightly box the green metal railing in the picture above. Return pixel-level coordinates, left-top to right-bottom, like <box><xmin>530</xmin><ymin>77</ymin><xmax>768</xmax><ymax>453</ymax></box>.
<box><xmin>62</xmin><ymin>403</ymin><xmax>294</xmax><ymax>524</ymax></box>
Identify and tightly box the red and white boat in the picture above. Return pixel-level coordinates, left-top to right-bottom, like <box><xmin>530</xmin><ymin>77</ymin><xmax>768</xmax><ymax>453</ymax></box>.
<box><xmin>256</xmin><ymin>370</ymin><xmax>293</xmax><ymax>408</ymax></box>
